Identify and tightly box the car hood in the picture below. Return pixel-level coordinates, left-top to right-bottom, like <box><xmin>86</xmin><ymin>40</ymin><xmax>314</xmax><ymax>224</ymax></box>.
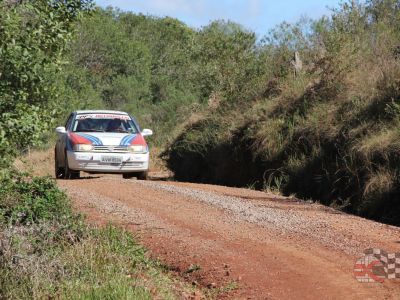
<box><xmin>74</xmin><ymin>132</ymin><xmax>141</xmax><ymax>146</ymax></box>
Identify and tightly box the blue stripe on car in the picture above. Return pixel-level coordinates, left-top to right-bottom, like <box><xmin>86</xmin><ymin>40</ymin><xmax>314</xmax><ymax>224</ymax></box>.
<box><xmin>120</xmin><ymin>134</ymin><xmax>136</xmax><ymax>146</ymax></box>
<box><xmin>120</xmin><ymin>134</ymin><xmax>130</xmax><ymax>145</ymax></box>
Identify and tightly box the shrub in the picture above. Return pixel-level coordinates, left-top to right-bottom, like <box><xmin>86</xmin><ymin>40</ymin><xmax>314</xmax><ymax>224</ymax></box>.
<box><xmin>0</xmin><ymin>174</ymin><xmax>74</xmax><ymax>226</ymax></box>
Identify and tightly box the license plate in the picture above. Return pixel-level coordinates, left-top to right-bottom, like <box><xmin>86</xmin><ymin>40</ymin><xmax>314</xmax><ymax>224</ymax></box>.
<box><xmin>101</xmin><ymin>156</ymin><xmax>122</xmax><ymax>163</ymax></box>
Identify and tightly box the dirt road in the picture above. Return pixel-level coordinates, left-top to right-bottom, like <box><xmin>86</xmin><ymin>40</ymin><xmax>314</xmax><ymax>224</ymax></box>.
<box><xmin>58</xmin><ymin>175</ymin><xmax>400</xmax><ymax>299</ymax></box>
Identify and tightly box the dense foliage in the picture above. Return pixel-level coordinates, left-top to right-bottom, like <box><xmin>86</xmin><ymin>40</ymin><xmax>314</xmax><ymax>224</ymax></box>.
<box><xmin>58</xmin><ymin>10</ymin><xmax>262</xmax><ymax>147</ymax></box>
<box><xmin>0</xmin><ymin>0</ymin><xmax>92</xmax><ymax>168</ymax></box>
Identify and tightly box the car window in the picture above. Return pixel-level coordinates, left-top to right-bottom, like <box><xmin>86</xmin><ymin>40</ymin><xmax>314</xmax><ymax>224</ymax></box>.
<box><xmin>72</xmin><ymin>114</ymin><xmax>138</xmax><ymax>133</ymax></box>
<box><xmin>130</xmin><ymin>115</ymin><xmax>141</xmax><ymax>132</ymax></box>
<box><xmin>65</xmin><ymin>113</ymin><xmax>74</xmax><ymax>129</ymax></box>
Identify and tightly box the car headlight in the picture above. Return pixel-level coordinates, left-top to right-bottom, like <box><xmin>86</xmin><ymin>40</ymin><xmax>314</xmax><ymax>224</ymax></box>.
<box><xmin>73</xmin><ymin>144</ymin><xmax>93</xmax><ymax>152</ymax></box>
<box><xmin>128</xmin><ymin>145</ymin><xmax>147</xmax><ymax>153</ymax></box>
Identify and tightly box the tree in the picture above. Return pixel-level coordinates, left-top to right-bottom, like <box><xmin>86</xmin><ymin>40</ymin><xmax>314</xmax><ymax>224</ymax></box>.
<box><xmin>194</xmin><ymin>20</ymin><xmax>259</xmax><ymax>101</ymax></box>
<box><xmin>0</xmin><ymin>0</ymin><xmax>93</xmax><ymax>168</ymax></box>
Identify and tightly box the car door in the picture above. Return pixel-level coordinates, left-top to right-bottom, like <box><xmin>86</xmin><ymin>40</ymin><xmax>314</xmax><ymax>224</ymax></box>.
<box><xmin>56</xmin><ymin>113</ymin><xmax>74</xmax><ymax>166</ymax></box>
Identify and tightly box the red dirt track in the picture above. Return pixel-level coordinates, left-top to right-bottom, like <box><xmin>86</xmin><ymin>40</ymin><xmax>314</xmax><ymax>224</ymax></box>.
<box><xmin>58</xmin><ymin>175</ymin><xmax>400</xmax><ymax>299</ymax></box>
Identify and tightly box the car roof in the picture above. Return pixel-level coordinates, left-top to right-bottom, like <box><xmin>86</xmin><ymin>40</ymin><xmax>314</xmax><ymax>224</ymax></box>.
<box><xmin>75</xmin><ymin>110</ymin><xmax>128</xmax><ymax>115</ymax></box>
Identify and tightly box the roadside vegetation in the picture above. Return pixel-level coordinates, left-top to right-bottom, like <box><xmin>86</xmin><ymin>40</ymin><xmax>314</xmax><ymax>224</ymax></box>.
<box><xmin>164</xmin><ymin>1</ymin><xmax>400</xmax><ymax>226</ymax></box>
<box><xmin>0</xmin><ymin>175</ymin><xmax>195</xmax><ymax>299</ymax></box>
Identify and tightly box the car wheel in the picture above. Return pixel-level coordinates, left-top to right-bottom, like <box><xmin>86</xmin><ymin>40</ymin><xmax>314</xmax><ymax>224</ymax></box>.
<box><xmin>122</xmin><ymin>173</ymin><xmax>134</xmax><ymax>179</ymax></box>
<box><xmin>54</xmin><ymin>149</ymin><xmax>64</xmax><ymax>179</ymax></box>
<box><xmin>64</xmin><ymin>152</ymin><xmax>80</xmax><ymax>180</ymax></box>
<box><xmin>137</xmin><ymin>171</ymin><xmax>148</xmax><ymax>180</ymax></box>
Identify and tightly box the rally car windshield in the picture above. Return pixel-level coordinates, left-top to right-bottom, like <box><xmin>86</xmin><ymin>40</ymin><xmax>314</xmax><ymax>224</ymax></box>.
<box><xmin>72</xmin><ymin>114</ymin><xmax>138</xmax><ymax>133</ymax></box>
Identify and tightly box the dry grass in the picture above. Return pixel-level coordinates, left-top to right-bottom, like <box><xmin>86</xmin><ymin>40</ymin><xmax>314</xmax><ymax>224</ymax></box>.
<box><xmin>356</xmin><ymin>128</ymin><xmax>400</xmax><ymax>158</ymax></box>
<box><xmin>363</xmin><ymin>168</ymin><xmax>395</xmax><ymax>199</ymax></box>
<box><xmin>14</xmin><ymin>148</ymin><xmax>54</xmax><ymax>177</ymax></box>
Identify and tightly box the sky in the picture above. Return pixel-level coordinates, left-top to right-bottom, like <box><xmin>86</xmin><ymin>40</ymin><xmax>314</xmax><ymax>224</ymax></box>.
<box><xmin>95</xmin><ymin>0</ymin><xmax>342</xmax><ymax>38</ymax></box>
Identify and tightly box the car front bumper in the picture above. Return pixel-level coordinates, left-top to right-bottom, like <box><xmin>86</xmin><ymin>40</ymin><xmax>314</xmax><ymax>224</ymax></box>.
<box><xmin>67</xmin><ymin>150</ymin><xmax>149</xmax><ymax>173</ymax></box>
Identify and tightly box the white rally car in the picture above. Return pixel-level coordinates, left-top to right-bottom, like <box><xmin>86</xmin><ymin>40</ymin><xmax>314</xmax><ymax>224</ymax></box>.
<box><xmin>54</xmin><ymin>110</ymin><xmax>153</xmax><ymax>179</ymax></box>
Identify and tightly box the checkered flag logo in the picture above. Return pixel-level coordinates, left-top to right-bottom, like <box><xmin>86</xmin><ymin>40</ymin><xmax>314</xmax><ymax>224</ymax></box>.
<box><xmin>363</xmin><ymin>248</ymin><xmax>400</xmax><ymax>280</ymax></box>
<box><xmin>354</xmin><ymin>254</ymin><xmax>384</xmax><ymax>283</ymax></box>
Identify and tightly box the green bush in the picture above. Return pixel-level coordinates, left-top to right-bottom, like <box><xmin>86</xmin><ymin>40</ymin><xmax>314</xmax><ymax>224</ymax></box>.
<box><xmin>0</xmin><ymin>0</ymin><xmax>93</xmax><ymax>168</ymax></box>
<box><xmin>0</xmin><ymin>174</ymin><xmax>74</xmax><ymax>225</ymax></box>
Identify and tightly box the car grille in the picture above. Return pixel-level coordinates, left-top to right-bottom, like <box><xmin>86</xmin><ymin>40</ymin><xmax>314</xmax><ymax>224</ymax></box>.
<box><xmin>93</xmin><ymin>145</ymin><xmax>129</xmax><ymax>153</ymax></box>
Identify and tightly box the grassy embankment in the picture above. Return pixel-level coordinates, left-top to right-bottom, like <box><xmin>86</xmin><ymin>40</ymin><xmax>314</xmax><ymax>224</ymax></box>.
<box><xmin>164</xmin><ymin>2</ymin><xmax>400</xmax><ymax>226</ymax></box>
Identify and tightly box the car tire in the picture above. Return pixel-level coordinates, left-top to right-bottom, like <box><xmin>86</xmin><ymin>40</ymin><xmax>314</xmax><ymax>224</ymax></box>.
<box><xmin>122</xmin><ymin>173</ymin><xmax>134</xmax><ymax>179</ymax></box>
<box><xmin>122</xmin><ymin>171</ymin><xmax>148</xmax><ymax>180</ymax></box>
<box><xmin>64</xmin><ymin>152</ymin><xmax>80</xmax><ymax>180</ymax></box>
<box><xmin>54</xmin><ymin>149</ymin><xmax>64</xmax><ymax>179</ymax></box>
<box><xmin>137</xmin><ymin>171</ymin><xmax>148</xmax><ymax>180</ymax></box>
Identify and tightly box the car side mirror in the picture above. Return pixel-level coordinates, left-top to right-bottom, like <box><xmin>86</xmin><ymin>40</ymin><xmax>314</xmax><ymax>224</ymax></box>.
<box><xmin>141</xmin><ymin>128</ymin><xmax>153</xmax><ymax>136</ymax></box>
<box><xmin>55</xmin><ymin>126</ymin><xmax>66</xmax><ymax>134</ymax></box>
